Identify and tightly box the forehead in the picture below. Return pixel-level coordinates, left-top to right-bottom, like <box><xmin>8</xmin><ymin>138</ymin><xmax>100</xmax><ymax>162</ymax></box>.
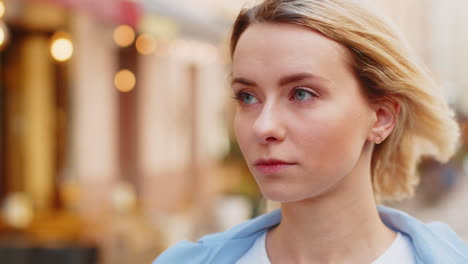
<box><xmin>232</xmin><ymin>23</ymin><xmax>353</xmax><ymax>79</ymax></box>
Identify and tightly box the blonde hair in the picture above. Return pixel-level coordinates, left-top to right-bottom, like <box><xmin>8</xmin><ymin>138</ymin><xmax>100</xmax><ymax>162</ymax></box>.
<box><xmin>229</xmin><ymin>0</ymin><xmax>460</xmax><ymax>201</ymax></box>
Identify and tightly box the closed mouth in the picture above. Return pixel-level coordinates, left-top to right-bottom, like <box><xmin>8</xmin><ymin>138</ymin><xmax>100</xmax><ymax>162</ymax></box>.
<box><xmin>253</xmin><ymin>159</ymin><xmax>297</xmax><ymax>174</ymax></box>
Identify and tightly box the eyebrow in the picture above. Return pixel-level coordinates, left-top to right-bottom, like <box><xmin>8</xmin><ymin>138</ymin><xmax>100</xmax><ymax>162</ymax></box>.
<box><xmin>231</xmin><ymin>72</ymin><xmax>331</xmax><ymax>87</ymax></box>
<box><xmin>279</xmin><ymin>72</ymin><xmax>331</xmax><ymax>86</ymax></box>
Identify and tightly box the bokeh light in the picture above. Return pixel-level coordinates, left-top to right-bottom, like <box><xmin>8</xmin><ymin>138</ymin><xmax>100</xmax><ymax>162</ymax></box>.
<box><xmin>114</xmin><ymin>69</ymin><xmax>136</xmax><ymax>93</ymax></box>
<box><xmin>136</xmin><ymin>33</ymin><xmax>157</xmax><ymax>55</ymax></box>
<box><xmin>2</xmin><ymin>193</ymin><xmax>34</xmax><ymax>229</ymax></box>
<box><xmin>112</xmin><ymin>181</ymin><xmax>137</xmax><ymax>214</ymax></box>
<box><xmin>0</xmin><ymin>21</ymin><xmax>8</xmax><ymax>50</ymax></box>
<box><xmin>113</xmin><ymin>24</ymin><xmax>135</xmax><ymax>47</ymax></box>
<box><xmin>50</xmin><ymin>31</ymin><xmax>74</xmax><ymax>62</ymax></box>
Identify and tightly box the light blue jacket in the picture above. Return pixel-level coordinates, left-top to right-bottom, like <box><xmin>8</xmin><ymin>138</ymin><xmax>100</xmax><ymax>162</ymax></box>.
<box><xmin>153</xmin><ymin>206</ymin><xmax>468</xmax><ymax>263</ymax></box>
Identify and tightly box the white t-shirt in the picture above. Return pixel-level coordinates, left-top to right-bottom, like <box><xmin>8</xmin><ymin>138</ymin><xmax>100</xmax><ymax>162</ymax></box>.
<box><xmin>236</xmin><ymin>231</ymin><xmax>416</xmax><ymax>264</ymax></box>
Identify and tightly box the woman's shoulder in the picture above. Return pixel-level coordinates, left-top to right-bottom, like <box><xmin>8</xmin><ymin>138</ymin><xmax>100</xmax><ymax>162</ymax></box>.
<box><xmin>378</xmin><ymin>205</ymin><xmax>468</xmax><ymax>263</ymax></box>
<box><xmin>152</xmin><ymin>209</ymin><xmax>282</xmax><ymax>264</ymax></box>
<box><xmin>153</xmin><ymin>206</ymin><xmax>468</xmax><ymax>263</ymax></box>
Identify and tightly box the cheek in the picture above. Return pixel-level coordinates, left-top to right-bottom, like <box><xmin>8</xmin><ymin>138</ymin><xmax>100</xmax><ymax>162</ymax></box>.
<box><xmin>234</xmin><ymin>113</ymin><xmax>251</xmax><ymax>151</ymax></box>
<box><xmin>293</xmin><ymin>102</ymin><xmax>371</xmax><ymax>169</ymax></box>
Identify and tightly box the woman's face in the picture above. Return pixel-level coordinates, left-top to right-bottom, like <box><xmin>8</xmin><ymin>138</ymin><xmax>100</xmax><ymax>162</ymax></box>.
<box><xmin>232</xmin><ymin>23</ymin><xmax>376</xmax><ymax>203</ymax></box>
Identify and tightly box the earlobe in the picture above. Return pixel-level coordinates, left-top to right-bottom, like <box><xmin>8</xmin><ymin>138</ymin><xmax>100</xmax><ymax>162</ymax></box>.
<box><xmin>374</xmin><ymin>135</ymin><xmax>383</xmax><ymax>144</ymax></box>
<box><xmin>369</xmin><ymin>100</ymin><xmax>400</xmax><ymax>143</ymax></box>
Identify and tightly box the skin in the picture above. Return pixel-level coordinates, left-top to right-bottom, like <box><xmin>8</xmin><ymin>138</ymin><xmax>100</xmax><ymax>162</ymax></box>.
<box><xmin>232</xmin><ymin>23</ymin><xmax>399</xmax><ymax>264</ymax></box>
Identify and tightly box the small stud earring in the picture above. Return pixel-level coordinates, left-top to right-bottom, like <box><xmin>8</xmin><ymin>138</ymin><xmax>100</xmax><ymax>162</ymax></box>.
<box><xmin>375</xmin><ymin>135</ymin><xmax>383</xmax><ymax>144</ymax></box>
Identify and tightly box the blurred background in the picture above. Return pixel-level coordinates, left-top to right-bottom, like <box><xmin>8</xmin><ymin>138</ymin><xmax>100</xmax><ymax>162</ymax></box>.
<box><xmin>0</xmin><ymin>0</ymin><xmax>467</xmax><ymax>263</ymax></box>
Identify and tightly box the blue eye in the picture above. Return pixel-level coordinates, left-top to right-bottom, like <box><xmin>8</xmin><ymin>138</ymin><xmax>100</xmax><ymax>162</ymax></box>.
<box><xmin>292</xmin><ymin>89</ymin><xmax>315</xmax><ymax>101</ymax></box>
<box><xmin>235</xmin><ymin>92</ymin><xmax>259</xmax><ymax>104</ymax></box>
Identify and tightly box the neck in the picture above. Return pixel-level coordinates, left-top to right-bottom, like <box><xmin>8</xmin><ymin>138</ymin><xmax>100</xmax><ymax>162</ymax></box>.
<box><xmin>266</xmin><ymin>146</ymin><xmax>396</xmax><ymax>264</ymax></box>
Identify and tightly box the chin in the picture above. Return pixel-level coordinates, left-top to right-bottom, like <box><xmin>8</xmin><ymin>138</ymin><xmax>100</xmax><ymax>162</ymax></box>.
<box><xmin>260</xmin><ymin>186</ymin><xmax>312</xmax><ymax>203</ymax></box>
<box><xmin>258</xmin><ymin>180</ymin><xmax>338</xmax><ymax>204</ymax></box>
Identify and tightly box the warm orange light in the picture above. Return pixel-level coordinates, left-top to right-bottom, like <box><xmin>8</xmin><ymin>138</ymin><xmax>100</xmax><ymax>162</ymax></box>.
<box><xmin>0</xmin><ymin>27</ymin><xmax>4</xmax><ymax>48</ymax></box>
<box><xmin>2</xmin><ymin>193</ymin><xmax>34</xmax><ymax>229</ymax></box>
<box><xmin>50</xmin><ymin>31</ymin><xmax>73</xmax><ymax>62</ymax></box>
<box><xmin>0</xmin><ymin>21</ymin><xmax>8</xmax><ymax>50</ymax></box>
<box><xmin>115</xmin><ymin>69</ymin><xmax>136</xmax><ymax>93</ymax></box>
<box><xmin>136</xmin><ymin>34</ymin><xmax>157</xmax><ymax>55</ymax></box>
<box><xmin>112</xmin><ymin>181</ymin><xmax>137</xmax><ymax>214</ymax></box>
<box><xmin>113</xmin><ymin>25</ymin><xmax>135</xmax><ymax>47</ymax></box>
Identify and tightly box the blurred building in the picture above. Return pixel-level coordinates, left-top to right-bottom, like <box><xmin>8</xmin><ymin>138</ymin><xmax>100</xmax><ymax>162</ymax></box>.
<box><xmin>370</xmin><ymin>0</ymin><xmax>468</xmax><ymax>242</ymax></box>
<box><xmin>0</xmin><ymin>0</ymin><xmax>239</xmax><ymax>263</ymax></box>
<box><xmin>373</xmin><ymin>0</ymin><xmax>468</xmax><ymax>112</ymax></box>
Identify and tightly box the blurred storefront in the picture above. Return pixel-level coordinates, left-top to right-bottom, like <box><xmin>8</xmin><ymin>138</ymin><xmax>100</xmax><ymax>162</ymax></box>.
<box><xmin>0</xmin><ymin>1</ymin><xmax>98</xmax><ymax>263</ymax></box>
<box><xmin>0</xmin><ymin>0</ymin><xmax>253</xmax><ymax>263</ymax></box>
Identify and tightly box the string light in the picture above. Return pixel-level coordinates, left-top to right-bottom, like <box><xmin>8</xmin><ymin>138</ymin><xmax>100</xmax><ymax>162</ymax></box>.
<box><xmin>115</xmin><ymin>69</ymin><xmax>136</xmax><ymax>93</ymax></box>
<box><xmin>136</xmin><ymin>34</ymin><xmax>157</xmax><ymax>55</ymax></box>
<box><xmin>50</xmin><ymin>31</ymin><xmax>74</xmax><ymax>62</ymax></box>
<box><xmin>113</xmin><ymin>25</ymin><xmax>135</xmax><ymax>47</ymax></box>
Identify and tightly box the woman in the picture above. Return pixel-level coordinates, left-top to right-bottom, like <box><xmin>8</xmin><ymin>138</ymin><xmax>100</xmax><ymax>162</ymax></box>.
<box><xmin>154</xmin><ymin>0</ymin><xmax>468</xmax><ymax>263</ymax></box>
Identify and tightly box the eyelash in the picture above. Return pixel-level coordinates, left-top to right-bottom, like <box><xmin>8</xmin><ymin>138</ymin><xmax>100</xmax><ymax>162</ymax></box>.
<box><xmin>289</xmin><ymin>87</ymin><xmax>318</xmax><ymax>101</ymax></box>
<box><xmin>232</xmin><ymin>92</ymin><xmax>249</xmax><ymax>101</ymax></box>
<box><xmin>232</xmin><ymin>87</ymin><xmax>318</xmax><ymax>104</ymax></box>
<box><xmin>232</xmin><ymin>91</ymin><xmax>259</xmax><ymax>106</ymax></box>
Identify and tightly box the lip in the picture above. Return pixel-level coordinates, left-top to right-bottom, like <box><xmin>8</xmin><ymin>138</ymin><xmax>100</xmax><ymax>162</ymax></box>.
<box><xmin>253</xmin><ymin>159</ymin><xmax>296</xmax><ymax>175</ymax></box>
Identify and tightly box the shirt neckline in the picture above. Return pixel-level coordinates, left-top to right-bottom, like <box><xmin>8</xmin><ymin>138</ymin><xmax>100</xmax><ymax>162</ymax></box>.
<box><xmin>259</xmin><ymin>232</ymin><xmax>412</xmax><ymax>264</ymax></box>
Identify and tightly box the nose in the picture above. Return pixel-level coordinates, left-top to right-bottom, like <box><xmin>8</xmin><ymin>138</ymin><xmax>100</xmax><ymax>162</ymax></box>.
<box><xmin>253</xmin><ymin>103</ymin><xmax>286</xmax><ymax>144</ymax></box>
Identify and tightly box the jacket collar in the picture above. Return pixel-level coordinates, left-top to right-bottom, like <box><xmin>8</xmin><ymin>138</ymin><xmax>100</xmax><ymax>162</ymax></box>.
<box><xmin>205</xmin><ymin>205</ymin><xmax>468</xmax><ymax>263</ymax></box>
<box><xmin>377</xmin><ymin>206</ymin><xmax>468</xmax><ymax>263</ymax></box>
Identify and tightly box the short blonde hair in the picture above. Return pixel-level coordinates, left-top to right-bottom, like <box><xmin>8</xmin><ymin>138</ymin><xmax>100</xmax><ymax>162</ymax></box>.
<box><xmin>229</xmin><ymin>0</ymin><xmax>460</xmax><ymax>201</ymax></box>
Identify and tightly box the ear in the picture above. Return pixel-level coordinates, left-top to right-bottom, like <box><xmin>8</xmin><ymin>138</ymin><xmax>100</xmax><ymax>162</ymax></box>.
<box><xmin>368</xmin><ymin>100</ymin><xmax>400</xmax><ymax>144</ymax></box>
